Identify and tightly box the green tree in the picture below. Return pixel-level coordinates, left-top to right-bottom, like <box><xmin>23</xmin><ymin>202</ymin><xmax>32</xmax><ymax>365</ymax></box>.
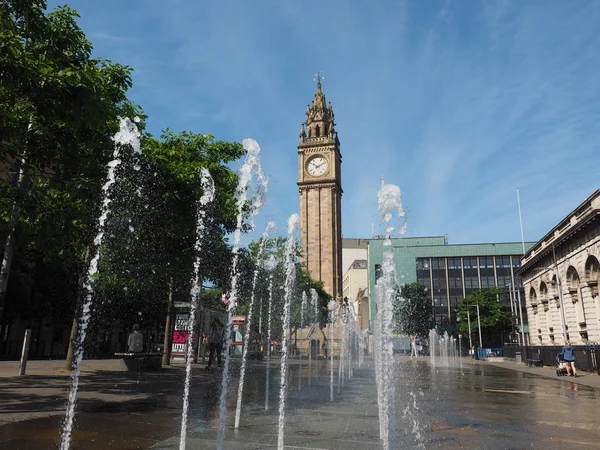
<box><xmin>456</xmin><ymin>287</ymin><xmax>513</xmax><ymax>348</ymax></box>
<box><xmin>394</xmin><ymin>282</ymin><xmax>434</xmax><ymax>338</ymax></box>
<box><xmin>91</xmin><ymin>130</ymin><xmax>244</xmax><ymax>364</ymax></box>
<box><xmin>0</xmin><ymin>0</ymin><xmax>139</xmax><ymax>327</ymax></box>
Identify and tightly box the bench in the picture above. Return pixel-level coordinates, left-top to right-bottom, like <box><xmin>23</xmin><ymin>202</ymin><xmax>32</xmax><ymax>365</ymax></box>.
<box><xmin>527</xmin><ymin>359</ymin><xmax>543</xmax><ymax>367</ymax></box>
<box><xmin>115</xmin><ymin>352</ymin><xmax>162</xmax><ymax>371</ymax></box>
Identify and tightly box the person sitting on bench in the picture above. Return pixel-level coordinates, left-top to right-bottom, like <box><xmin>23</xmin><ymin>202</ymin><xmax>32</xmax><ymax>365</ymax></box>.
<box><xmin>128</xmin><ymin>324</ymin><xmax>144</xmax><ymax>353</ymax></box>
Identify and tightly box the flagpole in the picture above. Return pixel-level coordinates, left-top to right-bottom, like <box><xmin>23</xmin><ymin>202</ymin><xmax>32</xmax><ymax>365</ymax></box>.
<box><xmin>516</xmin><ymin>188</ymin><xmax>525</xmax><ymax>253</ymax></box>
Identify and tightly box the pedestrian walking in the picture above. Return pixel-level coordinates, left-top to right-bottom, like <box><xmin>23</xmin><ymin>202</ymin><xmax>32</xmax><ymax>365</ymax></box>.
<box><xmin>562</xmin><ymin>340</ymin><xmax>577</xmax><ymax>377</ymax></box>
<box><xmin>322</xmin><ymin>339</ymin><xmax>328</xmax><ymax>359</ymax></box>
<box><xmin>206</xmin><ymin>318</ymin><xmax>224</xmax><ymax>370</ymax></box>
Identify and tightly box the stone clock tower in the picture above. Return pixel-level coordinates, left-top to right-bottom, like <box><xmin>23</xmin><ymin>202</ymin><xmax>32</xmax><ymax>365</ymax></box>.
<box><xmin>297</xmin><ymin>78</ymin><xmax>343</xmax><ymax>300</ymax></box>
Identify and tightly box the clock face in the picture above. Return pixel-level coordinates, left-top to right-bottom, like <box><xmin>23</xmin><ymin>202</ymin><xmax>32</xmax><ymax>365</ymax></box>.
<box><xmin>307</xmin><ymin>156</ymin><xmax>328</xmax><ymax>177</ymax></box>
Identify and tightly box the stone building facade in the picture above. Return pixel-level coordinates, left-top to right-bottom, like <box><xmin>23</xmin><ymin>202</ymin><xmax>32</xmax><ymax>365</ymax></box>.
<box><xmin>520</xmin><ymin>190</ymin><xmax>600</xmax><ymax>346</ymax></box>
<box><xmin>297</xmin><ymin>79</ymin><xmax>343</xmax><ymax>300</ymax></box>
<box><xmin>342</xmin><ymin>259</ymin><xmax>369</xmax><ymax>329</ymax></box>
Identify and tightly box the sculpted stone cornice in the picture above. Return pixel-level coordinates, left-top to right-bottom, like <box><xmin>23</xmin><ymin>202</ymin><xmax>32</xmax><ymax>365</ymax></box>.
<box><xmin>298</xmin><ymin>139</ymin><xmax>337</xmax><ymax>150</ymax></box>
<box><xmin>298</xmin><ymin>147</ymin><xmax>342</xmax><ymax>159</ymax></box>
<box><xmin>298</xmin><ymin>182</ymin><xmax>343</xmax><ymax>194</ymax></box>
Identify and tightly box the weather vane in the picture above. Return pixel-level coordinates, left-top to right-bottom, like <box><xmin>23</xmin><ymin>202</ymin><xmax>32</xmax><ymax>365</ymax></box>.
<box><xmin>314</xmin><ymin>71</ymin><xmax>325</xmax><ymax>85</ymax></box>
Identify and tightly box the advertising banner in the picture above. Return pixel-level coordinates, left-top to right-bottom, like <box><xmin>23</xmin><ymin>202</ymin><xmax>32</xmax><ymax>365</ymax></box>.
<box><xmin>171</xmin><ymin>314</ymin><xmax>192</xmax><ymax>357</ymax></box>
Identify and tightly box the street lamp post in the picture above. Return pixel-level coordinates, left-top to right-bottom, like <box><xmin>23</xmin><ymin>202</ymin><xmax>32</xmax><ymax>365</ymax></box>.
<box><xmin>551</xmin><ymin>244</ymin><xmax>568</xmax><ymax>342</ymax></box>
<box><xmin>464</xmin><ymin>302</ymin><xmax>482</xmax><ymax>357</ymax></box>
<box><xmin>466</xmin><ymin>307</ymin><xmax>472</xmax><ymax>351</ymax></box>
<box><xmin>507</xmin><ymin>285</ymin><xmax>516</xmax><ymax>340</ymax></box>
<box><xmin>515</xmin><ymin>280</ymin><xmax>526</xmax><ymax>352</ymax></box>
<box><xmin>509</xmin><ymin>282</ymin><xmax>526</xmax><ymax>352</ymax></box>
<box><xmin>476</xmin><ymin>302</ymin><xmax>483</xmax><ymax>350</ymax></box>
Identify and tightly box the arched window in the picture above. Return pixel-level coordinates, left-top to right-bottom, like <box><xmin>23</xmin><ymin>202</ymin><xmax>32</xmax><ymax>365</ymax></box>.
<box><xmin>539</xmin><ymin>281</ymin><xmax>550</xmax><ymax>343</ymax></box>
<box><xmin>529</xmin><ymin>287</ymin><xmax>537</xmax><ymax>306</ymax></box>
<box><xmin>315</xmin><ymin>125</ymin><xmax>320</xmax><ymax>137</ymax></box>
<box><xmin>584</xmin><ymin>255</ymin><xmax>599</xmax><ymax>297</ymax></box>
<box><xmin>539</xmin><ymin>282</ymin><xmax>548</xmax><ymax>306</ymax></box>
<box><xmin>566</xmin><ymin>266</ymin><xmax>586</xmax><ymax>329</ymax></box>
<box><xmin>566</xmin><ymin>266</ymin><xmax>579</xmax><ymax>291</ymax></box>
<box><xmin>529</xmin><ymin>287</ymin><xmax>540</xmax><ymax>334</ymax></box>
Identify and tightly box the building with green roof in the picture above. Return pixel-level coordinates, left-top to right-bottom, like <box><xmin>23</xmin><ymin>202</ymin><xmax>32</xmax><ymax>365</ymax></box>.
<box><xmin>367</xmin><ymin>236</ymin><xmax>536</xmax><ymax>340</ymax></box>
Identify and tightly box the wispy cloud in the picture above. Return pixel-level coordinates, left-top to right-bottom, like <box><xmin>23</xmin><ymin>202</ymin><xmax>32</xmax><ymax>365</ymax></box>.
<box><xmin>48</xmin><ymin>0</ymin><xmax>600</xmax><ymax>245</ymax></box>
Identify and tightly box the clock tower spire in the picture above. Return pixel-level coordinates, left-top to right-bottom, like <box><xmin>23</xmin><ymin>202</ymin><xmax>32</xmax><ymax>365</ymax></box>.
<box><xmin>298</xmin><ymin>76</ymin><xmax>343</xmax><ymax>301</ymax></box>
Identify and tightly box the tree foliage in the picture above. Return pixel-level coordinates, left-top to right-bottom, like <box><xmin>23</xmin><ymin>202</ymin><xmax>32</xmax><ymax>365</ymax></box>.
<box><xmin>0</xmin><ymin>0</ymin><xmax>140</xmax><ymax>329</ymax></box>
<box><xmin>88</xmin><ymin>131</ymin><xmax>244</xmax><ymax>345</ymax></box>
<box><xmin>456</xmin><ymin>287</ymin><xmax>513</xmax><ymax>347</ymax></box>
<box><xmin>394</xmin><ymin>282</ymin><xmax>434</xmax><ymax>338</ymax></box>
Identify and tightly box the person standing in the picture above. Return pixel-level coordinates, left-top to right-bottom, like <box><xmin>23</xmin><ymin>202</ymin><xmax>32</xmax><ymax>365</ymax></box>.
<box><xmin>127</xmin><ymin>324</ymin><xmax>144</xmax><ymax>353</ymax></box>
<box><xmin>322</xmin><ymin>339</ymin><xmax>328</xmax><ymax>359</ymax></box>
<box><xmin>562</xmin><ymin>340</ymin><xmax>577</xmax><ymax>377</ymax></box>
<box><xmin>200</xmin><ymin>332</ymin><xmax>209</xmax><ymax>362</ymax></box>
<box><xmin>206</xmin><ymin>318</ymin><xmax>224</xmax><ymax>370</ymax></box>
<box><xmin>410</xmin><ymin>335</ymin><xmax>418</xmax><ymax>358</ymax></box>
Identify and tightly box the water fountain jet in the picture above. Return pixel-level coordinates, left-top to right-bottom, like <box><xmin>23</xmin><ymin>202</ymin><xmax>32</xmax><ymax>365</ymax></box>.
<box><xmin>234</xmin><ymin>221</ymin><xmax>276</xmax><ymax>429</ymax></box>
<box><xmin>179</xmin><ymin>168</ymin><xmax>215</xmax><ymax>450</ymax></box>
<box><xmin>277</xmin><ymin>214</ymin><xmax>300</xmax><ymax>450</ymax></box>
<box><xmin>60</xmin><ymin>117</ymin><xmax>141</xmax><ymax>450</ymax></box>
<box><xmin>217</xmin><ymin>138</ymin><xmax>267</xmax><ymax>449</ymax></box>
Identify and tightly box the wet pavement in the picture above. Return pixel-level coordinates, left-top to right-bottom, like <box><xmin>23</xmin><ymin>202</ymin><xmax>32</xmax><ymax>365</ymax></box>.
<box><xmin>1</xmin><ymin>357</ymin><xmax>600</xmax><ymax>449</ymax></box>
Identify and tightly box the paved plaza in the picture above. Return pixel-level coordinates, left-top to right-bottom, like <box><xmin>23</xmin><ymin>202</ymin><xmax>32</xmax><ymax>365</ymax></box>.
<box><xmin>1</xmin><ymin>356</ymin><xmax>599</xmax><ymax>449</ymax></box>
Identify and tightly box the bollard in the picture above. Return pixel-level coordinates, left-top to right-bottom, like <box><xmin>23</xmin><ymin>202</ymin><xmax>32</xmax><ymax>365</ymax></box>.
<box><xmin>19</xmin><ymin>329</ymin><xmax>32</xmax><ymax>376</ymax></box>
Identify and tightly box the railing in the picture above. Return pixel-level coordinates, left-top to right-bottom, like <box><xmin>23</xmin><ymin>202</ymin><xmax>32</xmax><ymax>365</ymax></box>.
<box><xmin>503</xmin><ymin>344</ymin><xmax>600</xmax><ymax>373</ymax></box>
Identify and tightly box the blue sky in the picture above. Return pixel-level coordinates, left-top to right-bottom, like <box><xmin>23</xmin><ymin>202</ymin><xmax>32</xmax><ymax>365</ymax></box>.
<box><xmin>48</xmin><ymin>0</ymin><xmax>600</xmax><ymax>245</ymax></box>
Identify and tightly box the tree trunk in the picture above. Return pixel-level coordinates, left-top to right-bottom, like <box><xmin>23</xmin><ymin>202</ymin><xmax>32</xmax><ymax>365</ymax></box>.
<box><xmin>0</xmin><ymin>131</ymin><xmax>31</xmax><ymax>325</ymax></box>
<box><xmin>63</xmin><ymin>313</ymin><xmax>79</xmax><ymax>371</ymax></box>
<box><xmin>0</xmin><ymin>233</ymin><xmax>17</xmax><ymax>324</ymax></box>
<box><xmin>63</xmin><ymin>247</ymin><xmax>91</xmax><ymax>371</ymax></box>
<box><xmin>162</xmin><ymin>278</ymin><xmax>175</xmax><ymax>366</ymax></box>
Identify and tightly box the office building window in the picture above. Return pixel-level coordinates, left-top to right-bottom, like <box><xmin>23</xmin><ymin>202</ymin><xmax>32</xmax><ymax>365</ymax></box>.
<box><xmin>448</xmin><ymin>277</ymin><xmax>463</xmax><ymax>289</ymax></box>
<box><xmin>432</xmin><ymin>258</ymin><xmax>446</xmax><ymax>270</ymax></box>
<box><xmin>416</xmin><ymin>258</ymin><xmax>430</xmax><ymax>270</ymax></box>
<box><xmin>432</xmin><ymin>277</ymin><xmax>445</xmax><ymax>289</ymax></box>
<box><xmin>375</xmin><ymin>264</ymin><xmax>382</xmax><ymax>280</ymax></box>
<box><xmin>463</xmin><ymin>257</ymin><xmax>477</xmax><ymax>269</ymax></box>
<box><xmin>481</xmin><ymin>276</ymin><xmax>495</xmax><ymax>288</ymax></box>
<box><xmin>496</xmin><ymin>256</ymin><xmax>511</xmax><ymax>268</ymax></box>
<box><xmin>464</xmin><ymin>277</ymin><xmax>479</xmax><ymax>288</ymax></box>
<box><xmin>448</xmin><ymin>258</ymin><xmax>462</xmax><ymax>269</ymax></box>
<box><xmin>479</xmin><ymin>256</ymin><xmax>494</xmax><ymax>269</ymax></box>
<box><xmin>512</xmin><ymin>256</ymin><xmax>521</xmax><ymax>268</ymax></box>
<box><xmin>449</xmin><ymin>296</ymin><xmax>461</xmax><ymax>309</ymax></box>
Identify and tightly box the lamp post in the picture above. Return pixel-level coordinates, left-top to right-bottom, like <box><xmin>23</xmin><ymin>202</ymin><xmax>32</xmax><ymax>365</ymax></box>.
<box><xmin>515</xmin><ymin>280</ymin><xmax>526</xmax><ymax>351</ymax></box>
<box><xmin>466</xmin><ymin>307</ymin><xmax>472</xmax><ymax>350</ymax></box>
<box><xmin>463</xmin><ymin>302</ymin><xmax>482</xmax><ymax>356</ymax></box>
<box><xmin>508</xmin><ymin>282</ymin><xmax>526</xmax><ymax>351</ymax></box>
<box><xmin>476</xmin><ymin>302</ymin><xmax>483</xmax><ymax>350</ymax></box>
<box><xmin>550</xmin><ymin>244</ymin><xmax>568</xmax><ymax>342</ymax></box>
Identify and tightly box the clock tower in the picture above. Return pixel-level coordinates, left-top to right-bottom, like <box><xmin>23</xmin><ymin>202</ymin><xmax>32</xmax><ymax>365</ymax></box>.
<box><xmin>297</xmin><ymin>78</ymin><xmax>343</xmax><ymax>301</ymax></box>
